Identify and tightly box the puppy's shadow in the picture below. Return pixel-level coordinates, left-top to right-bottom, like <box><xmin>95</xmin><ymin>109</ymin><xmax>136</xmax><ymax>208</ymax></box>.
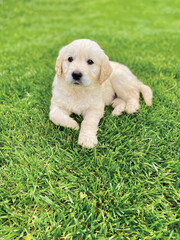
<box><xmin>70</xmin><ymin>113</ymin><xmax>83</xmax><ymax>126</ymax></box>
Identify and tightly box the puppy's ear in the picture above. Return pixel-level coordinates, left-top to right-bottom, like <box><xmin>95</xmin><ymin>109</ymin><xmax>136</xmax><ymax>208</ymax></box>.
<box><xmin>55</xmin><ymin>47</ymin><xmax>64</xmax><ymax>78</ymax></box>
<box><xmin>99</xmin><ymin>55</ymin><xmax>112</xmax><ymax>84</ymax></box>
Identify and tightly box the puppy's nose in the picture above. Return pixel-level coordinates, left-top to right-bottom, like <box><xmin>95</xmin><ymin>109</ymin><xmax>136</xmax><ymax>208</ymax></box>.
<box><xmin>72</xmin><ymin>71</ymin><xmax>82</xmax><ymax>80</ymax></box>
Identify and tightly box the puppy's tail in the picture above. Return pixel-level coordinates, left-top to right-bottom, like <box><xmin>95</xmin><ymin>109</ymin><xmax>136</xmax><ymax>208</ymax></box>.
<box><xmin>138</xmin><ymin>82</ymin><xmax>153</xmax><ymax>106</ymax></box>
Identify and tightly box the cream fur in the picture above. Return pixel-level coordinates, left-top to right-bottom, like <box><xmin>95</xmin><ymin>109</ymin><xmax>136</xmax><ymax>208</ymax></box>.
<box><xmin>49</xmin><ymin>39</ymin><xmax>153</xmax><ymax>148</ymax></box>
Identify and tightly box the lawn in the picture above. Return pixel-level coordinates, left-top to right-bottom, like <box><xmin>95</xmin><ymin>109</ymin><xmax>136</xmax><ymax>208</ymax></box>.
<box><xmin>0</xmin><ymin>0</ymin><xmax>180</xmax><ymax>239</ymax></box>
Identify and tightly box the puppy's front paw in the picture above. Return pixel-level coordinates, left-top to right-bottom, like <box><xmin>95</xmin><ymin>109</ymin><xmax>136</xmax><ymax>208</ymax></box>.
<box><xmin>78</xmin><ymin>134</ymin><xmax>98</xmax><ymax>148</ymax></box>
<box><xmin>67</xmin><ymin>120</ymin><xmax>79</xmax><ymax>130</ymax></box>
<box><xmin>50</xmin><ymin>113</ymin><xmax>79</xmax><ymax>130</ymax></box>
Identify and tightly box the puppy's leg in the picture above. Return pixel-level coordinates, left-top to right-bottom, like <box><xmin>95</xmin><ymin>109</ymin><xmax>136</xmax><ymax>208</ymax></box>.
<box><xmin>125</xmin><ymin>97</ymin><xmax>140</xmax><ymax>114</ymax></box>
<box><xmin>112</xmin><ymin>98</ymin><xmax>126</xmax><ymax>116</ymax></box>
<box><xmin>110</xmin><ymin>64</ymin><xmax>142</xmax><ymax>114</ymax></box>
<box><xmin>78</xmin><ymin>110</ymin><xmax>103</xmax><ymax>148</ymax></box>
<box><xmin>49</xmin><ymin>104</ymin><xmax>79</xmax><ymax>130</ymax></box>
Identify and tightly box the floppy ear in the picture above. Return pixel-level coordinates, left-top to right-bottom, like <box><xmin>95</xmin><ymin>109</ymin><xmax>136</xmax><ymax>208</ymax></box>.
<box><xmin>55</xmin><ymin>47</ymin><xmax>65</xmax><ymax>78</ymax></box>
<box><xmin>99</xmin><ymin>55</ymin><xmax>112</xmax><ymax>84</ymax></box>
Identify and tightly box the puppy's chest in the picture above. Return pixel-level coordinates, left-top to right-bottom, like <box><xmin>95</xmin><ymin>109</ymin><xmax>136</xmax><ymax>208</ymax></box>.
<box><xmin>54</xmin><ymin>88</ymin><xmax>100</xmax><ymax>115</ymax></box>
<box><xmin>66</xmin><ymin>94</ymin><xmax>92</xmax><ymax>114</ymax></box>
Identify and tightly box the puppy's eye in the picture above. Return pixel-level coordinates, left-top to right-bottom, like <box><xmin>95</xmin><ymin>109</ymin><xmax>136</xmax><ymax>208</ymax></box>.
<box><xmin>68</xmin><ymin>57</ymin><xmax>73</xmax><ymax>62</ymax></box>
<box><xmin>87</xmin><ymin>59</ymin><xmax>94</xmax><ymax>65</ymax></box>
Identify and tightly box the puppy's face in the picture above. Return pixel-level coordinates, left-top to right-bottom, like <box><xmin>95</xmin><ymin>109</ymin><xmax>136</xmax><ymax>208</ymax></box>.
<box><xmin>55</xmin><ymin>39</ymin><xmax>112</xmax><ymax>87</ymax></box>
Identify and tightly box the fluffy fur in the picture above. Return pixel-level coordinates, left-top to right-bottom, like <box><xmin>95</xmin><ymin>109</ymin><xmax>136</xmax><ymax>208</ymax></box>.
<box><xmin>49</xmin><ymin>39</ymin><xmax>153</xmax><ymax>148</ymax></box>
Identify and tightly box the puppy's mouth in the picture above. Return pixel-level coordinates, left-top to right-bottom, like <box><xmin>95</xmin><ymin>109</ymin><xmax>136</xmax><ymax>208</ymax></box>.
<box><xmin>66</xmin><ymin>74</ymin><xmax>90</xmax><ymax>87</ymax></box>
<box><xmin>73</xmin><ymin>81</ymin><xmax>82</xmax><ymax>86</ymax></box>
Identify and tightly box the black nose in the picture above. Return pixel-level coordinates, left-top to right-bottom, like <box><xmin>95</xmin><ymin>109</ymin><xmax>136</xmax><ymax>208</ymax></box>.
<box><xmin>72</xmin><ymin>71</ymin><xmax>82</xmax><ymax>80</ymax></box>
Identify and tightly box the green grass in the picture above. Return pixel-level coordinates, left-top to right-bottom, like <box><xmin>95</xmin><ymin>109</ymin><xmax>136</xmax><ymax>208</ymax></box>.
<box><xmin>0</xmin><ymin>0</ymin><xmax>180</xmax><ymax>239</ymax></box>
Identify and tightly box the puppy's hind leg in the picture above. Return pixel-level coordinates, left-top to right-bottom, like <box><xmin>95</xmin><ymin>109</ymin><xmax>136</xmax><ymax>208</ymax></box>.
<box><xmin>110</xmin><ymin>66</ymin><xmax>140</xmax><ymax>115</ymax></box>
<box><xmin>112</xmin><ymin>98</ymin><xmax>126</xmax><ymax>116</ymax></box>
<box><xmin>125</xmin><ymin>95</ymin><xmax>140</xmax><ymax>114</ymax></box>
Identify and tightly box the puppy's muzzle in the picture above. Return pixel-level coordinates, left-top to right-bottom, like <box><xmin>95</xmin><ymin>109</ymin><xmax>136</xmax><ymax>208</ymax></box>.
<box><xmin>72</xmin><ymin>71</ymin><xmax>82</xmax><ymax>81</ymax></box>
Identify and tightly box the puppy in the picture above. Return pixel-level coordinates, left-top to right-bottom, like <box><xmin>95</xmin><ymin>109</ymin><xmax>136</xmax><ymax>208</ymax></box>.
<box><xmin>49</xmin><ymin>39</ymin><xmax>152</xmax><ymax>148</ymax></box>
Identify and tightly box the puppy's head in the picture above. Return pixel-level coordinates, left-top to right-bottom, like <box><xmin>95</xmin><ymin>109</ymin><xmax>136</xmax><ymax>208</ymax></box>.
<box><xmin>55</xmin><ymin>39</ymin><xmax>112</xmax><ymax>87</ymax></box>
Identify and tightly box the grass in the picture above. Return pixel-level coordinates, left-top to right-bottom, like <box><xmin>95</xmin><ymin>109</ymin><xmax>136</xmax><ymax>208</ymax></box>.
<box><xmin>0</xmin><ymin>0</ymin><xmax>180</xmax><ymax>239</ymax></box>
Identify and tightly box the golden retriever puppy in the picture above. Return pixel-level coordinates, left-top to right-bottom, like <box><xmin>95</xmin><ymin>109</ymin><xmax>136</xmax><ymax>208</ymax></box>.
<box><xmin>49</xmin><ymin>39</ymin><xmax>152</xmax><ymax>148</ymax></box>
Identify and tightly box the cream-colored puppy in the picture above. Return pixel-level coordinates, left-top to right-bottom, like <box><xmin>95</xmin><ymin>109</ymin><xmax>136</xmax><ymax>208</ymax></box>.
<box><xmin>49</xmin><ymin>39</ymin><xmax>152</xmax><ymax>148</ymax></box>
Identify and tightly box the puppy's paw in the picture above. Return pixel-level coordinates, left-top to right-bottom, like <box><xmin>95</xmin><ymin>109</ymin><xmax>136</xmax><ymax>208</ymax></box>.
<box><xmin>50</xmin><ymin>113</ymin><xmax>79</xmax><ymax>130</ymax></box>
<box><xmin>126</xmin><ymin>102</ymin><xmax>140</xmax><ymax>114</ymax></box>
<box><xmin>112</xmin><ymin>106</ymin><xmax>124</xmax><ymax>116</ymax></box>
<box><xmin>78</xmin><ymin>134</ymin><xmax>98</xmax><ymax>148</ymax></box>
<box><xmin>67</xmin><ymin>120</ymin><xmax>79</xmax><ymax>130</ymax></box>
<box><xmin>112</xmin><ymin>98</ymin><xmax>125</xmax><ymax>116</ymax></box>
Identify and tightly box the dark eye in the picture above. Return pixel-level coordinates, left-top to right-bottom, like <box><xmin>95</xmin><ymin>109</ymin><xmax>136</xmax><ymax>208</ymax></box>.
<box><xmin>87</xmin><ymin>59</ymin><xmax>94</xmax><ymax>65</ymax></box>
<box><xmin>68</xmin><ymin>57</ymin><xmax>73</xmax><ymax>62</ymax></box>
